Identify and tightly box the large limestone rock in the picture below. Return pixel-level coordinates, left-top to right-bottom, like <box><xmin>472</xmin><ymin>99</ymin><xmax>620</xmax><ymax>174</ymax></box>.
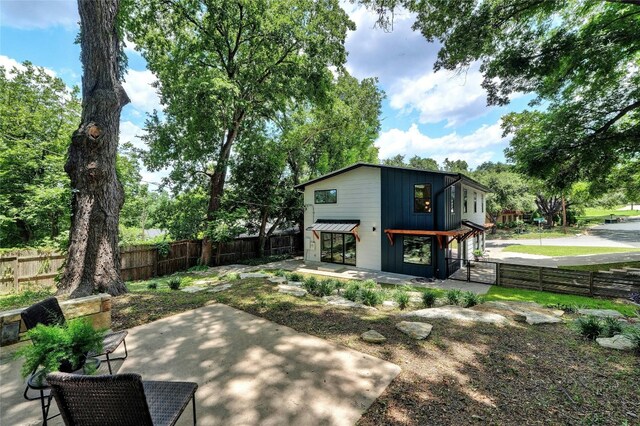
<box><xmin>181</xmin><ymin>286</ymin><xmax>206</xmax><ymax>293</ymax></box>
<box><xmin>396</xmin><ymin>321</ymin><xmax>433</xmax><ymax>340</ymax></box>
<box><xmin>577</xmin><ymin>309</ymin><xmax>624</xmax><ymax>319</ymax></box>
<box><xmin>240</xmin><ymin>272</ymin><xmax>270</xmax><ymax>279</ymax></box>
<box><xmin>596</xmin><ymin>334</ymin><xmax>636</xmax><ymax>351</ymax></box>
<box><xmin>382</xmin><ymin>300</ymin><xmax>399</xmax><ymax>309</ymax></box>
<box><xmin>278</xmin><ymin>285</ymin><xmax>307</xmax><ymax>297</ymax></box>
<box><xmin>287</xmin><ymin>281</ymin><xmax>304</xmax><ymax>287</ymax></box>
<box><xmin>361</xmin><ymin>330</ymin><xmax>386</xmax><ymax>343</ymax></box>
<box><xmin>401</xmin><ymin>305</ymin><xmax>509</xmax><ymax>325</ymax></box>
<box><xmin>267</xmin><ymin>277</ymin><xmax>287</xmax><ymax>284</ymax></box>
<box><xmin>207</xmin><ymin>283</ymin><xmax>233</xmax><ymax>293</ymax></box>
<box><xmin>322</xmin><ymin>295</ymin><xmax>376</xmax><ymax>310</ymax></box>
<box><xmin>479</xmin><ymin>301</ymin><xmax>563</xmax><ymax>325</ymax></box>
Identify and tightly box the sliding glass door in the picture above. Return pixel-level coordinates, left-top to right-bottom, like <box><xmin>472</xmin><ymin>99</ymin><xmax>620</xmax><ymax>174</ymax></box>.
<box><xmin>321</xmin><ymin>232</ymin><xmax>356</xmax><ymax>266</ymax></box>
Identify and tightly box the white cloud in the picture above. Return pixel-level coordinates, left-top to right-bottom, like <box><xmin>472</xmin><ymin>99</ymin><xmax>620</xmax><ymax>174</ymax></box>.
<box><xmin>0</xmin><ymin>55</ymin><xmax>56</xmax><ymax>78</ymax></box>
<box><xmin>0</xmin><ymin>0</ymin><xmax>78</xmax><ymax>29</ymax></box>
<box><xmin>122</xmin><ymin>69</ymin><xmax>161</xmax><ymax>114</ymax></box>
<box><xmin>376</xmin><ymin>120</ymin><xmax>510</xmax><ymax>168</ymax></box>
<box><xmin>119</xmin><ymin>120</ymin><xmax>145</xmax><ymax>150</ymax></box>
<box><xmin>389</xmin><ymin>64</ymin><xmax>489</xmax><ymax>127</ymax></box>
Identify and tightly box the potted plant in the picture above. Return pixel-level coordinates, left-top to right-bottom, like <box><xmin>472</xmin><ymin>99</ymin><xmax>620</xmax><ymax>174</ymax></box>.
<box><xmin>16</xmin><ymin>317</ymin><xmax>105</xmax><ymax>382</ymax></box>
<box><xmin>472</xmin><ymin>249</ymin><xmax>485</xmax><ymax>261</ymax></box>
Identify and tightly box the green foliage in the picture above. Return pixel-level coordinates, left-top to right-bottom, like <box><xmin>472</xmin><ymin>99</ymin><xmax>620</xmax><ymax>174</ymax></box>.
<box><xmin>187</xmin><ymin>264</ymin><xmax>209</xmax><ymax>272</ymax></box>
<box><xmin>304</xmin><ymin>278</ymin><xmax>336</xmax><ymax>297</ymax></box>
<box><xmin>155</xmin><ymin>241</ymin><xmax>171</xmax><ymax>258</ymax></box>
<box><xmin>623</xmin><ymin>327</ymin><xmax>640</xmax><ymax>354</ymax></box>
<box><xmin>224</xmin><ymin>272</ymin><xmax>240</xmax><ymax>282</ymax></box>
<box><xmin>0</xmin><ymin>288</ymin><xmax>54</xmax><ymax>311</ymax></box>
<box><xmin>150</xmin><ymin>189</ymin><xmax>208</xmax><ymax>241</ymax></box>
<box><xmin>344</xmin><ymin>281</ymin><xmax>363</xmax><ymax>302</ymax></box>
<box><xmin>360</xmin><ymin>287</ymin><xmax>384</xmax><ymax>307</ymax></box>
<box><xmin>460</xmin><ymin>291</ymin><xmax>481</xmax><ymax>308</ymax></box>
<box><xmin>445</xmin><ymin>289</ymin><xmax>462</xmax><ymax>305</ymax></box>
<box><xmin>574</xmin><ymin>315</ymin><xmax>604</xmax><ymax>340</ymax></box>
<box><xmin>422</xmin><ymin>290</ymin><xmax>437</xmax><ymax>308</ymax></box>
<box><xmin>274</xmin><ymin>270</ymin><xmax>286</xmax><ymax>277</ymax></box>
<box><xmin>286</xmin><ymin>272</ymin><xmax>304</xmax><ymax>282</ymax></box>
<box><xmin>601</xmin><ymin>317</ymin><xmax>624</xmax><ymax>338</ymax></box>
<box><xmin>240</xmin><ymin>254</ymin><xmax>292</xmax><ymax>266</ymax></box>
<box><xmin>343</xmin><ymin>280</ymin><xmax>383</xmax><ymax>306</ymax></box>
<box><xmin>395</xmin><ymin>290</ymin><xmax>410</xmax><ymax>310</ymax></box>
<box><xmin>147</xmin><ymin>281</ymin><xmax>158</xmax><ymax>290</ymax></box>
<box><xmin>167</xmin><ymin>277</ymin><xmax>182</xmax><ymax>290</ymax></box>
<box><xmin>474</xmin><ymin>168</ymin><xmax>535</xmax><ymax>225</ymax></box>
<box><xmin>15</xmin><ymin>318</ymin><xmax>105</xmax><ymax>379</ymax></box>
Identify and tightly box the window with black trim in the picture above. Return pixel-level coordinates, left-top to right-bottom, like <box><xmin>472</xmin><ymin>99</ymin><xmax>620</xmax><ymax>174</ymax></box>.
<box><xmin>463</xmin><ymin>189</ymin><xmax>468</xmax><ymax>213</ymax></box>
<box><xmin>450</xmin><ymin>185</ymin><xmax>456</xmax><ymax>213</ymax></box>
<box><xmin>473</xmin><ymin>192</ymin><xmax>478</xmax><ymax>213</ymax></box>
<box><xmin>315</xmin><ymin>189</ymin><xmax>337</xmax><ymax>204</ymax></box>
<box><xmin>403</xmin><ymin>236</ymin><xmax>432</xmax><ymax>265</ymax></box>
<box><xmin>413</xmin><ymin>184</ymin><xmax>432</xmax><ymax>213</ymax></box>
<box><xmin>481</xmin><ymin>194</ymin><xmax>484</xmax><ymax>212</ymax></box>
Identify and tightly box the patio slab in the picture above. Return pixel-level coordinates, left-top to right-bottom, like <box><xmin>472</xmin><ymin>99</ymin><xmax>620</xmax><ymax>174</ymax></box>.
<box><xmin>0</xmin><ymin>303</ymin><xmax>401</xmax><ymax>426</ymax></box>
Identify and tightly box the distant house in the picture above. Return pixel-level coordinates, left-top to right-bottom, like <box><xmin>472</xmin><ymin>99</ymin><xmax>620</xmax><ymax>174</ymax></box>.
<box><xmin>295</xmin><ymin>163</ymin><xmax>490</xmax><ymax>279</ymax></box>
<box><xmin>490</xmin><ymin>210</ymin><xmax>525</xmax><ymax>225</ymax></box>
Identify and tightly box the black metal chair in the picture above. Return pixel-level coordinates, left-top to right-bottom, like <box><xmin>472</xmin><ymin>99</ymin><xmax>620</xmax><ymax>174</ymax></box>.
<box><xmin>21</xmin><ymin>297</ymin><xmax>128</xmax><ymax>374</ymax></box>
<box><xmin>46</xmin><ymin>372</ymin><xmax>198</xmax><ymax>426</ymax></box>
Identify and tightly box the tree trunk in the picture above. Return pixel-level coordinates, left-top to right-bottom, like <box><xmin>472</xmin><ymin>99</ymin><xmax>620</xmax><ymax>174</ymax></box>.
<box><xmin>58</xmin><ymin>0</ymin><xmax>129</xmax><ymax>298</ymax></box>
<box><xmin>257</xmin><ymin>210</ymin><xmax>269</xmax><ymax>258</ymax></box>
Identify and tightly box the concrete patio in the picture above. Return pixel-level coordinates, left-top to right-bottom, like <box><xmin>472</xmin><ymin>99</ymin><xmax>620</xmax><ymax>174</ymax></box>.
<box><xmin>0</xmin><ymin>304</ymin><xmax>401</xmax><ymax>425</ymax></box>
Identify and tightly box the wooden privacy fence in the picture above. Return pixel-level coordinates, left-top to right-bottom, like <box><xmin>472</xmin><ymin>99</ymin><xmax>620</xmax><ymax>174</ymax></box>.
<box><xmin>0</xmin><ymin>234</ymin><xmax>298</xmax><ymax>294</ymax></box>
<box><xmin>497</xmin><ymin>263</ymin><xmax>640</xmax><ymax>298</ymax></box>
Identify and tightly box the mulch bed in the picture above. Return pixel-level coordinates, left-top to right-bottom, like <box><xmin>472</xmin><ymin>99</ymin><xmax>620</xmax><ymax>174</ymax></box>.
<box><xmin>112</xmin><ymin>279</ymin><xmax>640</xmax><ymax>426</ymax></box>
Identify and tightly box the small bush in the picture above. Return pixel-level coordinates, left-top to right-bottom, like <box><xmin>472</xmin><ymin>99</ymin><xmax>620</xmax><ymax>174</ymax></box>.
<box><xmin>545</xmin><ymin>303</ymin><xmax>579</xmax><ymax>314</ymax></box>
<box><xmin>286</xmin><ymin>272</ymin><xmax>304</xmax><ymax>282</ymax></box>
<box><xmin>362</xmin><ymin>279</ymin><xmax>377</xmax><ymax>289</ymax></box>
<box><xmin>360</xmin><ymin>288</ymin><xmax>384</xmax><ymax>307</ymax></box>
<box><xmin>224</xmin><ymin>272</ymin><xmax>240</xmax><ymax>281</ymax></box>
<box><xmin>344</xmin><ymin>281</ymin><xmax>362</xmax><ymax>302</ymax></box>
<box><xmin>623</xmin><ymin>327</ymin><xmax>640</xmax><ymax>354</ymax></box>
<box><xmin>188</xmin><ymin>264</ymin><xmax>208</xmax><ymax>272</ymax></box>
<box><xmin>332</xmin><ymin>279</ymin><xmax>345</xmax><ymax>292</ymax></box>
<box><xmin>303</xmin><ymin>276</ymin><xmax>335</xmax><ymax>297</ymax></box>
<box><xmin>461</xmin><ymin>291</ymin><xmax>481</xmax><ymax>308</ymax></box>
<box><xmin>422</xmin><ymin>290</ymin><xmax>437</xmax><ymax>308</ymax></box>
<box><xmin>304</xmin><ymin>276</ymin><xmax>318</xmax><ymax>288</ymax></box>
<box><xmin>574</xmin><ymin>315</ymin><xmax>604</xmax><ymax>340</ymax></box>
<box><xmin>445</xmin><ymin>289</ymin><xmax>462</xmax><ymax>305</ymax></box>
<box><xmin>167</xmin><ymin>277</ymin><xmax>182</xmax><ymax>290</ymax></box>
<box><xmin>147</xmin><ymin>281</ymin><xmax>158</xmax><ymax>290</ymax></box>
<box><xmin>395</xmin><ymin>291</ymin><xmax>410</xmax><ymax>310</ymax></box>
<box><xmin>602</xmin><ymin>317</ymin><xmax>624</xmax><ymax>338</ymax></box>
<box><xmin>274</xmin><ymin>269</ymin><xmax>286</xmax><ymax>277</ymax></box>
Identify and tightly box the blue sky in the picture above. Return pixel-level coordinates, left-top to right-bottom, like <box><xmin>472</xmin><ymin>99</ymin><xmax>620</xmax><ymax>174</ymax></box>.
<box><xmin>0</xmin><ymin>1</ymin><xmax>527</xmax><ymax>183</ymax></box>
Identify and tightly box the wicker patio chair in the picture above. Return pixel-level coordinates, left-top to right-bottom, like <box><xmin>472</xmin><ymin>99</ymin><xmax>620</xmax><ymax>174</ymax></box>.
<box><xmin>21</xmin><ymin>297</ymin><xmax>128</xmax><ymax>374</ymax></box>
<box><xmin>46</xmin><ymin>372</ymin><xmax>198</xmax><ymax>426</ymax></box>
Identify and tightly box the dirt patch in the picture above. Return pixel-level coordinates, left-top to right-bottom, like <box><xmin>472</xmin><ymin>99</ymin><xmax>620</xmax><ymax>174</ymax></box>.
<box><xmin>111</xmin><ymin>279</ymin><xmax>640</xmax><ymax>425</ymax></box>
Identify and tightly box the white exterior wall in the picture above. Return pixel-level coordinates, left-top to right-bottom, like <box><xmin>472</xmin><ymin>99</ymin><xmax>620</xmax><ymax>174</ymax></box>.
<box><xmin>460</xmin><ymin>183</ymin><xmax>487</xmax><ymax>258</ymax></box>
<box><xmin>302</xmin><ymin>167</ymin><xmax>381</xmax><ymax>270</ymax></box>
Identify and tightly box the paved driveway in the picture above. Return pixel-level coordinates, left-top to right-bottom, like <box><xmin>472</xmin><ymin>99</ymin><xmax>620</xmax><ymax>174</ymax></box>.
<box><xmin>1</xmin><ymin>304</ymin><xmax>400</xmax><ymax>426</ymax></box>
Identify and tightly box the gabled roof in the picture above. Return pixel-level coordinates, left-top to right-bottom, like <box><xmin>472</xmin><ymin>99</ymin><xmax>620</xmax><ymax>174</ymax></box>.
<box><xmin>294</xmin><ymin>162</ymin><xmax>491</xmax><ymax>192</ymax></box>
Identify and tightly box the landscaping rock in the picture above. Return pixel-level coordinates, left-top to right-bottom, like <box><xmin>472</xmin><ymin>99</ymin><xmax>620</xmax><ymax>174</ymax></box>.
<box><xmin>207</xmin><ymin>284</ymin><xmax>233</xmax><ymax>293</ymax></box>
<box><xmin>181</xmin><ymin>286</ymin><xmax>206</xmax><ymax>293</ymax></box>
<box><xmin>479</xmin><ymin>301</ymin><xmax>563</xmax><ymax>325</ymax></box>
<box><xmin>278</xmin><ymin>285</ymin><xmax>307</xmax><ymax>297</ymax></box>
<box><xmin>408</xmin><ymin>292</ymin><xmax>423</xmax><ymax>304</ymax></box>
<box><xmin>361</xmin><ymin>330</ymin><xmax>386</xmax><ymax>343</ymax></box>
<box><xmin>322</xmin><ymin>295</ymin><xmax>376</xmax><ymax>310</ymax></box>
<box><xmin>596</xmin><ymin>334</ymin><xmax>636</xmax><ymax>351</ymax></box>
<box><xmin>401</xmin><ymin>306</ymin><xmax>509</xmax><ymax>325</ymax></box>
<box><xmin>267</xmin><ymin>277</ymin><xmax>287</xmax><ymax>284</ymax></box>
<box><xmin>240</xmin><ymin>272</ymin><xmax>270</xmax><ymax>279</ymax></box>
<box><xmin>287</xmin><ymin>281</ymin><xmax>304</xmax><ymax>287</ymax></box>
<box><xmin>193</xmin><ymin>279</ymin><xmax>216</xmax><ymax>285</ymax></box>
<box><xmin>577</xmin><ymin>309</ymin><xmax>624</xmax><ymax>319</ymax></box>
<box><xmin>382</xmin><ymin>300</ymin><xmax>399</xmax><ymax>309</ymax></box>
<box><xmin>396</xmin><ymin>321</ymin><xmax>433</xmax><ymax>340</ymax></box>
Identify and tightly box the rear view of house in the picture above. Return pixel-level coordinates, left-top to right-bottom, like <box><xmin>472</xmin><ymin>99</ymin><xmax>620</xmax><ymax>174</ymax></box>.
<box><xmin>295</xmin><ymin>163</ymin><xmax>490</xmax><ymax>279</ymax></box>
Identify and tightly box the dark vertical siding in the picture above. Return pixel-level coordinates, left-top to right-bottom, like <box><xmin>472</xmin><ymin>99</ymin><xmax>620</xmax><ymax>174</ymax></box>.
<box><xmin>381</xmin><ymin>168</ymin><xmax>457</xmax><ymax>278</ymax></box>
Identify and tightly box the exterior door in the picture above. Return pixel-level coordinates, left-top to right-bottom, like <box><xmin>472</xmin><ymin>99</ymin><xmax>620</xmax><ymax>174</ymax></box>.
<box><xmin>320</xmin><ymin>232</ymin><xmax>356</xmax><ymax>266</ymax></box>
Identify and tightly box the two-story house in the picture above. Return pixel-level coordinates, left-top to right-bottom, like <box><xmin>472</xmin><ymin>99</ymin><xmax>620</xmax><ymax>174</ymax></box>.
<box><xmin>295</xmin><ymin>163</ymin><xmax>490</xmax><ymax>279</ymax></box>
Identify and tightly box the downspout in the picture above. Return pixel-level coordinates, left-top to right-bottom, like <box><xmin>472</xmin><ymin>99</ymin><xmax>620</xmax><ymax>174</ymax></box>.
<box><xmin>433</xmin><ymin>173</ymin><xmax>462</xmax><ymax>279</ymax></box>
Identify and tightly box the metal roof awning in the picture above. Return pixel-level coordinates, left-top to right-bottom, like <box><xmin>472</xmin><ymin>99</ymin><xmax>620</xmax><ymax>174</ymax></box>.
<box><xmin>307</xmin><ymin>220</ymin><xmax>361</xmax><ymax>241</ymax></box>
<box><xmin>461</xmin><ymin>220</ymin><xmax>487</xmax><ymax>232</ymax></box>
<box><xmin>384</xmin><ymin>228</ymin><xmax>472</xmax><ymax>249</ymax></box>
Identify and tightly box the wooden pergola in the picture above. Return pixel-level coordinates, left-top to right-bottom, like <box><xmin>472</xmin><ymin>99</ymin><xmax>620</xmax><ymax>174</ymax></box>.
<box><xmin>384</xmin><ymin>220</ymin><xmax>488</xmax><ymax>250</ymax></box>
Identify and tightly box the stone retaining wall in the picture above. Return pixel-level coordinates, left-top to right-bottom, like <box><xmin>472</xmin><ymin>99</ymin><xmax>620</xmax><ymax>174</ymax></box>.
<box><xmin>0</xmin><ymin>294</ymin><xmax>112</xmax><ymax>346</ymax></box>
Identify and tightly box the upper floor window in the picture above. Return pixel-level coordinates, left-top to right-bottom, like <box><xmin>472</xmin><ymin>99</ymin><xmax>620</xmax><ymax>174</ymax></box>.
<box><xmin>450</xmin><ymin>185</ymin><xmax>456</xmax><ymax>214</ymax></box>
<box><xmin>315</xmin><ymin>189</ymin><xmax>337</xmax><ymax>204</ymax></box>
<box><xmin>481</xmin><ymin>194</ymin><xmax>484</xmax><ymax>212</ymax></box>
<box><xmin>414</xmin><ymin>183</ymin><xmax>432</xmax><ymax>213</ymax></box>
<box><xmin>473</xmin><ymin>192</ymin><xmax>478</xmax><ymax>213</ymax></box>
<box><xmin>463</xmin><ymin>189</ymin><xmax>468</xmax><ymax>213</ymax></box>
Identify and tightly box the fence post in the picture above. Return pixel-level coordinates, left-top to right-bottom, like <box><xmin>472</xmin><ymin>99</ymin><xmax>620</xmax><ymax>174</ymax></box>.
<box><xmin>12</xmin><ymin>257</ymin><xmax>19</xmax><ymax>292</ymax></box>
<box><xmin>496</xmin><ymin>262</ymin><xmax>501</xmax><ymax>286</ymax></box>
<box><xmin>589</xmin><ymin>272</ymin><xmax>594</xmax><ymax>296</ymax></box>
<box><xmin>185</xmin><ymin>241</ymin><xmax>190</xmax><ymax>269</ymax></box>
<box><xmin>538</xmin><ymin>267</ymin><xmax>543</xmax><ymax>291</ymax></box>
<box><xmin>466</xmin><ymin>261</ymin><xmax>471</xmax><ymax>282</ymax></box>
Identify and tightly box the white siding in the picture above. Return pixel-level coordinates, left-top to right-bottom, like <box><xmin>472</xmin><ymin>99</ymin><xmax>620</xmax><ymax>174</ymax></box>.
<box><xmin>461</xmin><ymin>183</ymin><xmax>487</xmax><ymax>257</ymax></box>
<box><xmin>302</xmin><ymin>167</ymin><xmax>381</xmax><ymax>270</ymax></box>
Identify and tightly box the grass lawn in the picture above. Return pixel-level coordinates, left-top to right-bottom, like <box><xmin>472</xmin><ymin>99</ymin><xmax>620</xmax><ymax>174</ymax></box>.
<box><xmin>579</xmin><ymin>207</ymin><xmax>640</xmax><ymax>225</ymax></box>
<box><xmin>484</xmin><ymin>286</ymin><xmax>638</xmax><ymax>317</ymax></box>
<box><xmin>502</xmin><ymin>245</ymin><xmax>640</xmax><ymax>257</ymax></box>
<box><xmin>561</xmin><ymin>261</ymin><xmax>640</xmax><ymax>273</ymax></box>
<box><xmin>3</xmin><ymin>270</ymin><xmax>639</xmax><ymax>424</ymax></box>
<box><xmin>486</xmin><ymin>229</ymin><xmax>573</xmax><ymax>240</ymax></box>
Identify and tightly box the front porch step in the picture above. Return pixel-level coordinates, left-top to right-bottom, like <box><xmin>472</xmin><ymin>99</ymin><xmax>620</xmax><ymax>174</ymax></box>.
<box><xmin>317</xmin><ymin>264</ymin><xmax>347</xmax><ymax>273</ymax></box>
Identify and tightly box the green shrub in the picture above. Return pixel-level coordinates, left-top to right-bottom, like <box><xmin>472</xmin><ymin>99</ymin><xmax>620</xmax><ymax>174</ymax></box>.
<box><xmin>224</xmin><ymin>272</ymin><xmax>240</xmax><ymax>281</ymax></box>
<box><xmin>362</xmin><ymin>279</ymin><xmax>377</xmax><ymax>289</ymax></box>
<box><xmin>344</xmin><ymin>281</ymin><xmax>362</xmax><ymax>302</ymax></box>
<box><xmin>461</xmin><ymin>291</ymin><xmax>481</xmax><ymax>308</ymax></box>
<box><xmin>187</xmin><ymin>264</ymin><xmax>208</xmax><ymax>272</ymax></box>
<box><xmin>167</xmin><ymin>277</ymin><xmax>182</xmax><ymax>290</ymax></box>
<box><xmin>422</xmin><ymin>290</ymin><xmax>437</xmax><ymax>308</ymax></box>
<box><xmin>147</xmin><ymin>281</ymin><xmax>158</xmax><ymax>290</ymax></box>
<box><xmin>286</xmin><ymin>272</ymin><xmax>304</xmax><ymax>282</ymax></box>
<box><xmin>601</xmin><ymin>317</ymin><xmax>624</xmax><ymax>337</ymax></box>
<box><xmin>304</xmin><ymin>276</ymin><xmax>318</xmax><ymax>288</ymax></box>
<box><xmin>445</xmin><ymin>289</ymin><xmax>462</xmax><ymax>305</ymax></box>
<box><xmin>395</xmin><ymin>290</ymin><xmax>410</xmax><ymax>310</ymax></box>
<box><xmin>545</xmin><ymin>303</ymin><xmax>579</xmax><ymax>314</ymax></box>
<box><xmin>360</xmin><ymin>288</ymin><xmax>384</xmax><ymax>307</ymax></box>
<box><xmin>574</xmin><ymin>315</ymin><xmax>604</xmax><ymax>340</ymax></box>
<box><xmin>274</xmin><ymin>269</ymin><xmax>286</xmax><ymax>277</ymax></box>
<box><xmin>303</xmin><ymin>276</ymin><xmax>336</xmax><ymax>297</ymax></box>
<box><xmin>623</xmin><ymin>327</ymin><xmax>640</xmax><ymax>354</ymax></box>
